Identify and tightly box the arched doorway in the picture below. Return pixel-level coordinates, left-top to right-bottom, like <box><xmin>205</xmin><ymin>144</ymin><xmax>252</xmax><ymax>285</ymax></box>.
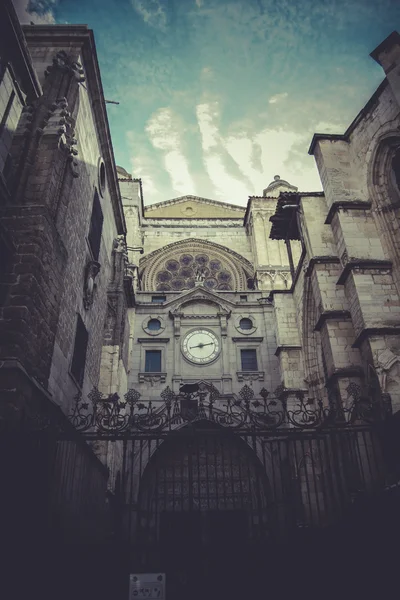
<box><xmin>132</xmin><ymin>422</ymin><xmax>271</xmax><ymax>600</ymax></box>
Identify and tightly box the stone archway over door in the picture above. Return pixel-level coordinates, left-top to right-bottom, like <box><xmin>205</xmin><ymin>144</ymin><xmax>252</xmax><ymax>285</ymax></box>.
<box><xmin>132</xmin><ymin>424</ymin><xmax>270</xmax><ymax>600</ymax></box>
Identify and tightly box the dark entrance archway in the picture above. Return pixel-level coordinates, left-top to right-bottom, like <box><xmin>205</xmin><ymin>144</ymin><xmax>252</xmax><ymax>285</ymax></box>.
<box><xmin>129</xmin><ymin>422</ymin><xmax>271</xmax><ymax>600</ymax></box>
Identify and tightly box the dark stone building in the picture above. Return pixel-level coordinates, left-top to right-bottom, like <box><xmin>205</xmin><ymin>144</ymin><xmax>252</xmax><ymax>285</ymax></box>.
<box><xmin>1</xmin><ymin>1</ymin><xmax>400</xmax><ymax>598</ymax></box>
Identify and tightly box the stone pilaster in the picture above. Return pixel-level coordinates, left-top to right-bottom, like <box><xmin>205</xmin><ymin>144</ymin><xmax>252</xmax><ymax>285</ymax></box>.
<box><xmin>273</xmin><ymin>293</ymin><xmax>305</xmax><ymax>390</ymax></box>
<box><xmin>246</xmin><ymin>197</ymin><xmax>291</xmax><ymax>292</ymax></box>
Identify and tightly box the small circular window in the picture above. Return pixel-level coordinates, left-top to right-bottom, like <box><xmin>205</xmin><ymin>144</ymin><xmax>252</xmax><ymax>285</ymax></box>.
<box><xmin>98</xmin><ymin>158</ymin><xmax>106</xmax><ymax>196</ymax></box>
<box><xmin>240</xmin><ymin>318</ymin><xmax>253</xmax><ymax>330</ymax></box>
<box><xmin>148</xmin><ymin>318</ymin><xmax>161</xmax><ymax>331</ymax></box>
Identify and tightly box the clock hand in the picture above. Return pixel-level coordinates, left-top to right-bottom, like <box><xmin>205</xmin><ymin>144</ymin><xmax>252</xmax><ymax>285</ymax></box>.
<box><xmin>189</xmin><ymin>343</ymin><xmax>214</xmax><ymax>349</ymax></box>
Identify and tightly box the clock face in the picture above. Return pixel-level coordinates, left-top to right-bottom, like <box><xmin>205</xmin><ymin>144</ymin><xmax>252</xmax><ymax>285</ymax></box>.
<box><xmin>182</xmin><ymin>329</ymin><xmax>220</xmax><ymax>364</ymax></box>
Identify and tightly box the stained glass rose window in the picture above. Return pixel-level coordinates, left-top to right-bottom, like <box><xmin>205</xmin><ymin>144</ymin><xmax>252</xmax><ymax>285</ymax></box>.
<box><xmin>153</xmin><ymin>252</ymin><xmax>235</xmax><ymax>291</ymax></box>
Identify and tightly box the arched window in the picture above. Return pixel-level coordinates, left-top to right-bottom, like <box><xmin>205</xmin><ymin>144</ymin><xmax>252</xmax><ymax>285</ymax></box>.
<box><xmin>148</xmin><ymin>318</ymin><xmax>161</xmax><ymax>331</ymax></box>
<box><xmin>239</xmin><ymin>318</ymin><xmax>253</xmax><ymax>330</ymax></box>
<box><xmin>391</xmin><ymin>145</ymin><xmax>400</xmax><ymax>194</ymax></box>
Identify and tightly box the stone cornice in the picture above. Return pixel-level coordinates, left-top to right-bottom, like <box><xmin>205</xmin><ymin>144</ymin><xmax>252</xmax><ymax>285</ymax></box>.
<box><xmin>145</xmin><ymin>195</ymin><xmax>245</xmax><ymax>213</ymax></box>
<box><xmin>304</xmin><ymin>256</ymin><xmax>341</xmax><ymax>277</ymax></box>
<box><xmin>179</xmin><ymin>314</ymin><xmax>221</xmax><ymax>319</ymax></box>
<box><xmin>137</xmin><ymin>338</ymin><xmax>170</xmax><ymax>343</ymax></box>
<box><xmin>274</xmin><ymin>345</ymin><xmax>302</xmax><ymax>356</ymax></box>
<box><xmin>138</xmin><ymin>372</ymin><xmax>167</xmax><ymax>383</ymax></box>
<box><xmin>325</xmin><ymin>201</ymin><xmax>372</xmax><ymax>224</ymax></box>
<box><xmin>308</xmin><ymin>80</ymin><xmax>388</xmax><ymax>155</ymax></box>
<box><xmin>142</xmin><ymin>219</ymin><xmax>243</xmax><ymax>228</ymax></box>
<box><xmin>314</xmin><ymin>310</ymin><xmax>352</xmax><ymax>331</ymax></box>
<box><xmin>326</xmin><ymin>366</ymin><xmax>365</xmax><ymax>384</ymax></box>
<box><xmin>232</xmin><ymin>337</ymin><xmax>264</xmax><ymax>343</ymax></box>
<box><xmin>352</xmin><ymin>327</ymin><xmax>400</xmax><ymax>348</ymax></box>
<box><xmin>337</xmin><ymin>259</ymin><xmax>392</xmax><ymax>285</ymax></box>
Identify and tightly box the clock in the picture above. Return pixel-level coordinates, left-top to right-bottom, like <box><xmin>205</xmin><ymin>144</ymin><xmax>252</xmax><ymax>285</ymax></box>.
<box><xmin>182</xmin><ymin>329</ymin><xmax>220</xmax><ymax>364</ymax></box>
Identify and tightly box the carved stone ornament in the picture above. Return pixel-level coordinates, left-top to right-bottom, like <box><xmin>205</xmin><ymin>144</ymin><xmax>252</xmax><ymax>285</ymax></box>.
<box><xmin>237</xmin><ymin>371</ymin><xmax>265</xmax><ymax>382</ymax></box>
<box><xmin>140</xmin><ymin>238</ymin><xmax>254</xmax><ymax>292</ymax></box>
<box><xmin>43</xmin><ymin>96</ymin><xmax>79</xmax><ymax>177</ymax></box>
<box><xmin>84</xmin><ymin>260</ymin><xmax>101</xmax><ymax>310</ymax></box>
<box><xmin>139</xmin><ymin>373</ymin><xmax>167</xmax><ymax>385</ymax></box>
<box><xmin>44</xmin><ymin>50</ymin><xmax>85</xmax><ymax>83</ymax></box>
<box><xmin>114</xmin><ymin>234</ymin><xmax>129</xmax><ymax>261</ymax></box>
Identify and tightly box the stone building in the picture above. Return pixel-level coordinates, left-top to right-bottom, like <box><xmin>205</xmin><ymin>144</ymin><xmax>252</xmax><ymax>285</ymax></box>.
<box><xmin>1</xmin><ymin>1</ymin><xmax>400</xmax><ymax>597</ymax></box>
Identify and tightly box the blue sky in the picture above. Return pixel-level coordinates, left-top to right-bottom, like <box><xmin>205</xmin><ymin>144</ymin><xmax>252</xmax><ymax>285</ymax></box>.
<box><xmin>14</xmin><ymin>0</ymin><xmax>400</xmax><ymax>206</ymax></box>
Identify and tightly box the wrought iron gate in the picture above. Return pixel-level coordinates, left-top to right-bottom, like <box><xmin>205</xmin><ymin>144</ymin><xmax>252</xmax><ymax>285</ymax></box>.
<box><xmin>1</xmin><ymin>382</ymin><xmax>400</xmax><ymax>599</ymax></box>
<box><xmin>70</xmin><ymin>382</ymin><xmax>399</xmax><ymax>598</ymax></box>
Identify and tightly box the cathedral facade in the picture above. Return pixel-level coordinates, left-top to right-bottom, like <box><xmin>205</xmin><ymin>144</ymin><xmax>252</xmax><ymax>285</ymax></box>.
<box><xmin>1</xmin><ymin>1</ymin><xmax>400</xmax><ymax>597</ymax></box>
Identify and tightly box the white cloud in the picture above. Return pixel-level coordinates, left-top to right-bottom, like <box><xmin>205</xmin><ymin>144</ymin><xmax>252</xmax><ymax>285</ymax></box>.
<box><xmin>201</xmin><ymin>66</ymin><xmax>213</xmax><ymax>79</ymax></box>
<box><xmin>268</xmin><ymin>92</ymin><xmax>288</xmax><ymax>105</ymax></box>
<box><xmin>145</xmin><ymin>108</ymin><xmax>196</xmax><ymax>196</ymax></box>
<box><xmin>196</xmin><ymin>102</ymin><xmax>220</xmax><ymax>151</ymax></box>
<box><xmin>195</xmin><ymin>0</ymin><xmax>204</xmax><ymax>7</ymax></box>
<box><xmin>196</xmin><ymin>102</ymin><xmax>250</xmax><ymax>202</ymax></box>
<box><xmin>13</xmin><ymin>0</ymin><xmax>56</xmax><ymax>23</ymax></box>
<box><xmin>126</xmin><ymin>131</ymin><xmax>160</xmax><ymax>202</ymax></box>
<box><xmin>130</xmin><ymin>0</ymin><xmax>167</xmax><ymax>29</ymax></box>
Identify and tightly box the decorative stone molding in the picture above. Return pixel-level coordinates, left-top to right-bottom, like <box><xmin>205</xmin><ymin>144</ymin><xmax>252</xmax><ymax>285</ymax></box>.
<box><xmin>43</xmin><ymin>96</ymin><xmax>79</xmax><ymax>177</ymax></box>
<box><xmin>138</xmin><ymin>372</ymin><xmax>167</xmax><ymax>385</ymax></box>
<box><xmin>144</xmin><ymin>194</ymin><xmax>245</xmax><ymax>214</ymax></box>
<box><xmin>140</xmin><ymin>238</ymin><xmax>254</xmax><ymax>292</ymax></box>
<box><xmin>237</xmin><ymin>371</ymin><xmax>265</xmax><ymax>382</ymax></box>
<box><xmin>256</xmin><ymin>269</ymin><xmax>291</xmax><ymax>291</ymax></box>
<box><xmin>169</xmin><ymin>287</ymin><xmax>233</xmax><ymax>316</ymax></box>
<box><xmin>232</xmin><ymin>337</ymin><xmax>263</xmax><ymax>343</ymax></box>
<box><xmin>137</xmin><ymin>338</ymin><xmax>170</xmax><ymax>343</ymax></box>
<box><xmin>142</xmin><ymin>219</ymin><xmax>243</xmax><ymax>228</ymax></box>
<box><xmin>233</xmin><ymin>314</ymin><xmax>258</xmax><ymax>335</ymax></box>
<box><xmin>83</xmin><ymin>260</ymin><xmax>100</xmax><ymax>310</ymax></box>
<box><xmin>141</xmin><ymin>315</ymin><xmax>166</xmax><ymax>336</ymax></box>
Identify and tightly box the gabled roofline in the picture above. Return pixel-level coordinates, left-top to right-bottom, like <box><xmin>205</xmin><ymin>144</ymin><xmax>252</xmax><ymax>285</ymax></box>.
<box><xmin>144</xmin><ymin>194</ymin><xmax>246</xmax><ymax>213</ymax></box>
<box><xmin>165</xmin><ymin>285</ymin><xmax>236</xmax><ymax>312</ymax></box>
<box><xmin>22</xmin><ymin>24</ymin><xmax>127</xmax><ymax>235</ymax></box>
<box><xmin>308</xmin><ymin>79</ymin><xmax>388</xmax><ymax>155</ymax></box>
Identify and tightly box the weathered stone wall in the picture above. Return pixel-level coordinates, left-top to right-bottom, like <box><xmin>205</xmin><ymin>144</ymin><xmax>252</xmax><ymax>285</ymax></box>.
<box><xmin>307</xmin><ymin>32</ymin><xmax>400</xmax><ymax>407</ymax></box>
<box><xmin>0</xmin><ymin>28</ymin><xmax>127</xmax><ymax>416</ymax></box>
<box><xmin>143</xmin><ymin>222</ymin><xmax>252</xmax><ymax>263</ymax></box>
<box><xmin>46</xmin><ymin>80</ymin><xmax>118</xmax><ymax>410</ymax></box>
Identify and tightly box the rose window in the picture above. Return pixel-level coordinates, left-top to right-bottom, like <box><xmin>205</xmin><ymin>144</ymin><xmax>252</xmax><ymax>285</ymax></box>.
<box><xmin>155</xmin><ymin>252</ymin><xmax>234</xmax><ymax>292</ymax></box>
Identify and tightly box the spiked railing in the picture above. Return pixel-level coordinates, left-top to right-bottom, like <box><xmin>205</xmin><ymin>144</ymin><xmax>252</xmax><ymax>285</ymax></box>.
<box><xmin>65</xmin><ymin>381</ymin><xmax>392</xmax><ymax>437</ymax></box>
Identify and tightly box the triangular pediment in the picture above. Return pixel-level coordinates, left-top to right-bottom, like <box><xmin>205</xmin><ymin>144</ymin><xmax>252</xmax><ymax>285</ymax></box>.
<box><xmin>144</xmin><ymin>195</ymin><xmax>245</xmax><ymax>219</ymax></box>
<box><xmin>166</xmin><ymin>286</ymin><xmax>235</xmax><ymax>315</ymax></box>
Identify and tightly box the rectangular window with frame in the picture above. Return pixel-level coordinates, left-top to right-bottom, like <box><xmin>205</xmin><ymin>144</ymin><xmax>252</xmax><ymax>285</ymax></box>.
<box><xmin>71</xmin><ymin>315</ymin><xmax>89</xmax><ymax>387</ymax></box>
<box><xmin>241</xmin><ymin>349</ymin><xmax>258</xmax><ymax>371</ymax></box>
<box><xmin>151</xmin><ymin>295</ymin><xmax>166</xmax><ymax>304</ymax></box>
<box><xmin>0</xmin><ymin>65</ymin><xmax>25</xmax><ymax>175</ymax></box>
<box><xmin>145</xmin><ymin>350</ymin><xmax>162</xmax><ymax>372</ymax></box>
<box><xmin>88</xmin><ymin>189</ymin><xmax>104</xmax><ymax>261</ymax></box>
